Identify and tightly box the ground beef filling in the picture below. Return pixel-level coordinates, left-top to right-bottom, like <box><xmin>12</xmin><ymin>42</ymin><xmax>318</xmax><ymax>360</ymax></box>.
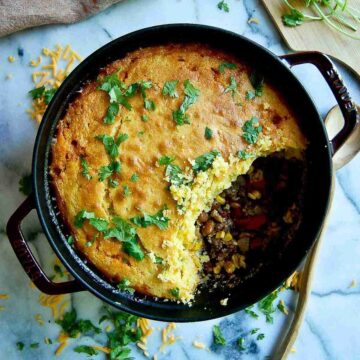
<box><xmin>197</xmin><ymin>153</ymin><xmax>306</xmax><ymax>290</ymax></box>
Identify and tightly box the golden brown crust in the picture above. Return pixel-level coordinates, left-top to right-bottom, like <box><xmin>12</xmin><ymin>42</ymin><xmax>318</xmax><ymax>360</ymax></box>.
<box><xmin>50</xmin><ymin>44</ymin><xmax>306</xmax><ymax>300</ymax></box>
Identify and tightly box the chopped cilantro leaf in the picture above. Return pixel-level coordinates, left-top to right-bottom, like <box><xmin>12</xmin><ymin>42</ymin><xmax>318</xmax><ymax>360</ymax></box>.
<box><xmin>165</xmin><ymin>164</ymin><xmax>186</xmax><ymax>186</ymax></box>
<box><xmin>154</xmin><ymin>255</ymin><xmax>163</xmax><ymax>264</ymax></box>
<box><xmin>213</xmin><ymin>325</ymin><xmax>226</xmax><ymax>346</ymax></box>
<box><xmin>172</xmin><ymin>80</ymin><xmax>200</xmax><ymax>125</ymax></box>
<box><xmin>192</xmin><ymin>150</ymin><xmax>220</xmax><ymax>174</ymax></box>
<box><xmin>109</xmin><ymin>178</ymin><xmax>119</xmax><ymax>188</ymax></box>
<box><xmin>242</xmin><ymin>117</ymin><xmax>262</xmax><ymax>144</ymax></box>
<box><xmin>162</xmin><ymin>80</ymin><xmax>179</xmax><ymax>98</ymax></box>
<box><xmin>74</xmin><ymin>210</ymin><xmax>95</xmax><ymax>228</ymax></box>
<box><xmin>237</xmin><ymin>150</ymin><xmax>254</xmax><ymax>160</ymax></box>
<box><xmin>67</xmin><ymin>236</ymin><xmax>74</xmax><ymax>245</ymax></box>
<box><xmin>123</xmin><ymin>184</ymin><xmax>131</xmax><ymax>197</ymax></box>
<box><xmin>44</xmin><ymin>88</ymin><xmax>57</xmax><ymax>104</ymax></box>
<box><xmin>257</xmin><ymin>333</ymin><xmax>265</xmax><ymax>341</ymax></box>
<box><xmin>80</xmin><ymin>156</ymin><xmax>92</xmax><ymax>180</ymax></box>
<box><xmin>89</xmin><ymin>218</ymin><xmax>109</xmax><ymax>232</ymax></box>
<box><xmin>130</xmin><ymin>173</ymin><xmax>139</xmax><ymax>182</ymax></box>
<box><xmin>282</xmin><ymin>9</ymin><xmax>304</xmax><ymax>27</ymax></box>
<box><xmin>144</xmin><ymin>99</ymin><xmax>156</xmax><ymax>111</ymax></box>
<box><xmin>95</xmin><ymin>134</ymin><xmax>128</xmax><ymax>159</ymax></box>
<box><xmin>104</xmin><ymin>102</ymin><xmax>120</xmax><ymax>124</ymax></box>
<box><xmin>29</xmin><ymin>86</ymin><xmax>56</xmax><ymax>104</ymax></box>
<box><xmin>249</xmin><ymin>70</ymin><xmax>264</xmax><ymax>97</ymax></box>
<box><xmin>117</xmin><ymin>278</ymin><xmax>135</xmax><ymax>294</ymax></box>
<box><xmin>141</xmin><ymin>114</ymin><xmax>149</xmax><ymax>122</ymax></box>
<box><xmin>237</xmin><ymin>337</ymin><xmax>246</xmax><ymax>351</ymax></box>
<box><xmin>246</xmin><ymin>90</ymin><xmax>255</xmax><ymax>100</ymax></box>
<box><xmin>245</xmin><ymin>306</ymin><xmax>259</xmax><ymax>319</ymax></box>
<box><xmin>224</xmin><ymin>75</ymin><xmax>237</xmax><ymax>97</ymax></box>
<box><xmin>258</xmin><ymin>289</ymin><xmax>279</xmax><ymax>323</ymax></box>
<box><xmin>29</xmin><ymin>86</ymin><xmax>45</xmax><ymax>99</ymax></box>
<box><xmin>19</xmin><ymin>174</ymin><xmax>32</xmax><ymax>196</ymax></box>
<box><xmin>30</xmin><ymin>343</ymin><xmax>39</xmax><ymax>349</ymax></box>
<box><xmin>158</xmin><ymin>155</ymin><xmax>175</xmax><ymax>166</ymax></box>
<box><xmin>130</xmin><ymin>208</ymin><xmax>169</xmax><ymax>230</ymax></box>
<box><xmin>217</xmin><ymin>0</ymin><xmax>229</xmax><ymax>12</ymax></box>
<box><xmin>74</xmin><ymin>345</ymin><xmax>98</xmax><ymax>355</ymax></box>
<box><xmin>54</xmin><ymin>264</ymin><xmax>64</xmax><ymax>277</ymax></box>
<box><xmin>105</xmin><ymin>217</ymin><xmax>144</xmax><ymax>260</ymax></box>
<box><xmin>55</xmin><ymin>309</ymin><xmax>100</xmax><ymax>338</ymax></box>
<box><xmin>204</xmin><ymin>127</ymin><xmax>213</xmax><ymax>140</ymax></box>
<box><xmin>98</xmin><ymin>161</ymin><xmax>121</xmax><ymax>181</ymax></box>
<box><xmin>250</xmin><ymin>328</ymin><xmax>260</xmax><ymax>335</ymax></box>
<box><xmin>169</xmin><ymin>287</ymin><xmax>180</xmax><ymax>298</ymax></box>
<box><xmin>16</xmin><ymin>342</ymin><xmax>25</xmax><ymax>351</ymax></box>
<box><xmin>218</xmin><ymin>61</ymin><xmax>236</xmax><ymax>73</ymax></box>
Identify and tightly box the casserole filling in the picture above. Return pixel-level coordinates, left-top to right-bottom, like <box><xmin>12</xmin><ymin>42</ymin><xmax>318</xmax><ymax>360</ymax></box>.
<box><xmin>196</xmin><ymin>152</ymin><xmax>305</xmax><ymax>290</ymax></box>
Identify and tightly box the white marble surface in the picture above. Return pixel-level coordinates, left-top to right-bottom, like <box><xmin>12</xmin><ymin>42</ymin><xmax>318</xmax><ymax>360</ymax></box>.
<box><xmin>0</xmin><ymin>0</ymin><xmax>359</xmax><ymax>359</ymax></box>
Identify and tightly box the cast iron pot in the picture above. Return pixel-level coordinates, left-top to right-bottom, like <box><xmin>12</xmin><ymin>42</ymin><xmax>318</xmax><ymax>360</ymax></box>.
<box><xmin>7</xmin><ymin>24</ymin><xmax>359</xmax><ymax>322</ymax></box>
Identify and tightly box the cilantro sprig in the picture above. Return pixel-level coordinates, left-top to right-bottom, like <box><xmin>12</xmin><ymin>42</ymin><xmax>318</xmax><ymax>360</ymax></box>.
<box><xmin>29</xmin><ymin>86</ymin><xmax>57</xmax><ymax>105</ymax></box>
<box><xmin>130</xmin><ymin>208</ymin><xmax>170</xmax><ymax>230</ymax></box>
<box><xmin>213</xmin><ymin>325</ymin><xmax>226</xmax><ymax>345</ymax></box>
<box><xmin>80</xmin><ymin>156</ymin><xmax>92</xmax><ymax>180</ymax></box>
<box><xmin>224</xmin><ymin>75</ymin><xmax>238</xmax><ymax>97</ymax></box>
<box><xmin>192</xmin><ymin>150</ymin><xmax>220</xmax><ymax>174</ymax></box>
<box><xmin>55</xmin><ymin>309</ymin><xmax>101</xmax><ymax>338</ymax></box>
<box><xmin>74</xmin><ymin>211</ymin><xmax>144</xmax><ymax>260</ymax></box>
<box><xmin>217</xmin><ymin>0</ymin><xmax>229</xmax><ymax>12</ymax></box>
<box><xmin>242</xmin><ymin>117</ymin><xmax>263</xmax><ymax>144</ymax></box>
<box><xmin>162</xmin><ymin>80</ymin><xmax>179</xmax><ymax>98</ymax></box>
<box><xmin>95</xmin><ymin>134</ymin><xmax>128</xmax><ymax>159</ymax></box>
<box><xmin>281</xmin><ymin>1</ymin><xmax>360</xmax><ymax>40</ymax></box>
<box><xmin>172</xmin><ymin>80</ymin><xmax>200</xmax><ymax>125</ymax></box>
<box><xmin>218</xmin><ymin>61</ymin><xmax>236</xmax><ymax>73</ymax></box>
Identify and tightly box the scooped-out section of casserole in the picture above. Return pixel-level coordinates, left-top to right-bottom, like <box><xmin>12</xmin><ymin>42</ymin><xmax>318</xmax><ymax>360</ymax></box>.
<box><xmin>50</xmin><ymin>44</ymin><xmax>307</xmax><ymax>303</ymax></box>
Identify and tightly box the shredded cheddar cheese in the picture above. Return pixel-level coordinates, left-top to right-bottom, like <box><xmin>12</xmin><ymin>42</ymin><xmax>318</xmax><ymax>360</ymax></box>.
<box><xmin>159</xmin><ymin>322</ymin><xmax>181</xmax><ymax>353</ymax></box>
<box><xmin>35</xmin><ymin>313</ymin><xmax>45</xmax><ymax>326</ymax></box>
<box><xmin>0</xmin><ymin>294</ymin><xmax>9</xmax><ymax>300</ymax></box>
<box><xmin>92</xmin><ymin>345</ymin><xmax>110</xmax><ymax>354</ymax></box>
<box><xmin>38</xmin><ymin>293</ymin><xmax>64</xmax><ymax>319</ymax></box>
<box><xmin>27</xmin><ymin>44</ymin><xmax>81</xmax><ymax>123</ymax></box>
<box><xmin>192</xmin><ymin>340</ymin><xmax>206</xmax><ymax>349</ymax></box>
<box><xmin>285</xmin><ymin>271</ymin><xmax>302</xmax><ymax>292</ymax></box>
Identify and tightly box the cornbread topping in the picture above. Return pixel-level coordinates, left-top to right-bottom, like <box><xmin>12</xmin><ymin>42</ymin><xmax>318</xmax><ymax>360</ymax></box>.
<box><xmin>50</xmin><ymin>44</ymin><xmax>307</xmax><ymax>302</ymax></box>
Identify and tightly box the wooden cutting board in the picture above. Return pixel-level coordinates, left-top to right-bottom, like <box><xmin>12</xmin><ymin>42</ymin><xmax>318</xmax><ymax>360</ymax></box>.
<box><xmin>262</xmin><ymin>0</ymin><xmax>360</xmax><ymax>75</ymax></box>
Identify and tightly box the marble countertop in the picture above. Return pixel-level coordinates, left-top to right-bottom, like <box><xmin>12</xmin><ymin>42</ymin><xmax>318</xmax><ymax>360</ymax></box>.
<box><xmin>0</xmin><ymin>0</ymin><xmax>359</xmax><ymax>359</ymax></box>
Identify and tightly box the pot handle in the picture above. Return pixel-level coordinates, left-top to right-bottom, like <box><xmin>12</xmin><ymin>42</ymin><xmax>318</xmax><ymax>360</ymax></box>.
<box><xmin>280</xmin><ymin>51</ymin><xmax>359</xmax><ymax>155</ymax></box>
<box><xmin>6</xmin><ymin>196</ymin><xmax>83</xmax><ymax>295</ymax></box>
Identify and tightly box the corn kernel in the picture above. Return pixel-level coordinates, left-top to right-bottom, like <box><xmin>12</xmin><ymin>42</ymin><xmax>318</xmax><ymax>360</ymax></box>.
<box><xmin>224</xmin><ymin>232</ymin><xmax>233</xmax><ymax>242</ymax></box>
<box><xmin>283</xmin><ymin>210</ymin><xmax>293</xmax><ymax>224</ymax></box>
<box><xmin>8</xmin><ymin>55</ymin><xmax>15</xmax><ymax>63</ymax></box>
<box><xmin>216</xmin><ymin>195</ymin><xmax>226</xmax><ymax>205</ymax></box>
<box><xmin>232</xmin><ymin>254</ymin><xmax>246</xmax><ymax>269</ymax></box>
<box><xmin>213</xmin><ymin>264</ymin><xmax>222</xmax><ymax>274</ymax></box>
<box><xmin>224</xmin><ymin>261</ymin><xmax>236</xmax><ymax>274</ymax></box>
<box><xmin>248</xmin><ymin>190</ymin><xmax>261</xmax><ymax>200</ymax></box>
<box><xmin>215</xmin><ymin>231</ymin><xmax>225</xmax><ymax>239</ymax></box>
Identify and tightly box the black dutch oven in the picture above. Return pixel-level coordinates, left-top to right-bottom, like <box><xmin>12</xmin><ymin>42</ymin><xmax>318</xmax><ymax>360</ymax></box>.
<box><xmin>7</xmin><ymin>24</ymin><xmax>359</xmax><ymax>322</ymax></box>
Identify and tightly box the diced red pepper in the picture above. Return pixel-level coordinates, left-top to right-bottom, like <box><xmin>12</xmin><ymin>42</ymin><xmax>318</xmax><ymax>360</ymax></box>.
<box><xmin>234</xmin><ymin>214</ymin><xmax>267</xmax><ymax>230</ymax></box>
<box><xmin>231</xmin><ymin>207</ymin><xmax>243</xmax><ymax>219</ymax></box>
<box><xmin>250</xmin><ymin>237</ymin><xmax>263</xmax><ymax>250</ymax></box>
<box><xmin>249</xmin><ymin>179</ymin><xmax>266</xmax><ymax>191</ymax></box>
